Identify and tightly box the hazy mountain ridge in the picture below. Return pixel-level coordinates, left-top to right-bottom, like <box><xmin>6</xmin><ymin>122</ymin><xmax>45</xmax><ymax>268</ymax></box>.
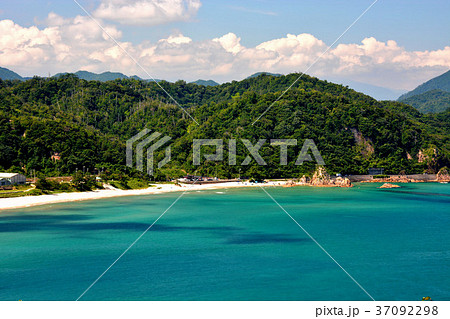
<box><xmin>397</xmin><ymin>70</ymin><xmax>450</xmax><ymax>113</ymax></box>
<box><xmin>0</xmin><ymin>66</ymin><xmax>448</xmax><ymax>104</ymax></box>
<box><xmin>53</xmin><ymin>71</ymin><xmax>155</xmax><ymax>82</ymax></box>
<box><xmin>246</xmin><ymin>72</ymin><xmax>283</xmax><ymax>79</ymax></box>
<box><xmin>330</xmin><ymin>78</ymin><xmax>407</xmax><ymax>101</ymax></box>
<box><xmin>190</xmin><ymin>79</ymin><xmax>219</xmax><ymax>86</ymax></box>
<box><xmin>401</xmin><ymin>89</ymin><xmax>450</xmax><ymax>113</ymax></box>
<box><xmin>398</xmin><ymin>70</ymin><xmax>450</xmax><ymax>101</ymax></box>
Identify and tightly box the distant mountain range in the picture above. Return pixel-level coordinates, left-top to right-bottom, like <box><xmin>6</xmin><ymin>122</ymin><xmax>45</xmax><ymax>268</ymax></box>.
<box><xmin>398</xmin><ymin>70</ymin><xmax>450</xmax><ymax>113</ymax></box>
<box><xmin>0</xmin><ymin>67</ymin><xmax>221</xmax><ymax>87</ymax></box>
<box><xmin>190</xmin><ymin>79</ymin><xmax>219</xmax><ymax>86</ymax></box>
<box><xmin>328</xmin><ymin>78</ymin><xmax>407</xmax><ymax>101</ymax></box>
<box><xmin>399</xmin><ymin>70</ymin><xmax>450</xmax><ymax>100</ymax></box>
<box><xmin>1</xmin><ymin>67</ymin><xmax>447</xmax><ymax>108</ymax></box>
<box><xmin>0</xmin><ymin>67</ymin><xmax>32</xmax><ymax>81</ymax></box>
<box><xmin>0</xmin><ymin>67</ymin><xmax>409</xmax><ymax>99</ymax></box>
<box><xmin>54</xmin><ymin>71</ymin><xmax>132</xmax><ymax>82</ymax></box>
<box><xmin>246</xmin><ymin>72</ymin><xmax>283</xmax><ymax>79</ymax></box>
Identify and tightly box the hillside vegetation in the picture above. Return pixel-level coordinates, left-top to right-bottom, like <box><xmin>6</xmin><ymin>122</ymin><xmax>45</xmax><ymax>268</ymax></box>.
<box><xmin>401</xmin><ymin>89</ymin><xmax>450</xmax><ymax>113</ymax></box>
<box><xmin>1</xmin><ymin>73</ymin><xmax>449</xmax><ymax>180</ymax></box>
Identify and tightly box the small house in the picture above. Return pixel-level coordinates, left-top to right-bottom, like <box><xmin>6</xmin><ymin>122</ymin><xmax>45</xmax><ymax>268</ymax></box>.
<box><xmin>0</xmin><ymin>173</ymin><xmax>27</xmax><ymax>185</ymax></box>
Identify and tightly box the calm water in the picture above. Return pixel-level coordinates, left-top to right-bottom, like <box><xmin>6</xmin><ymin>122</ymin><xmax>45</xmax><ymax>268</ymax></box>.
<box><xmin>0</xmin><ymin>183</ymin><xmax>449</xmax><ymax>301</ymax></box>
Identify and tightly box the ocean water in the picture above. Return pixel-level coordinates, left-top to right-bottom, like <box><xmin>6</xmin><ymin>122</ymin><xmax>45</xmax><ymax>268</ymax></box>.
<box><xmin>0</xmin><ymin>183</ymin><xmax>449</xmax><ymax>301</ymax></box>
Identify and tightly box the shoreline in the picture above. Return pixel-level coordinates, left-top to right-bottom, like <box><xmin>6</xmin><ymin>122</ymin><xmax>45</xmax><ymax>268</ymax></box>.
<box><xmin>1</xmin><ymin>175</ymin><xmax>448</xmax><ymax>211</ymax></box>
<box><xmin>0</xmin><ymin>181</ymin><xmax>288</xmax><ymax>211</ymax></box>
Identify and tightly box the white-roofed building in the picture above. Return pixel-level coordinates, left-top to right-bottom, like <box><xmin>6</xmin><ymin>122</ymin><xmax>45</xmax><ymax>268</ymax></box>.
<box><xmin>0</xmin><ymin>173</ymin><xmax>26</xmax><ymax>186</ymax></box>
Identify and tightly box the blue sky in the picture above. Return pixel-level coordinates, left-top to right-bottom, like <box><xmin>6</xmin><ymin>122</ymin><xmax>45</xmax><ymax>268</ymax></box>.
<box><xmin>0</xmin><ymin>0</ymin><xmax>449</xmax><ymax>91</ymax></box>
<box><xmin>3</xmin><ymin>0</ymin><xmax>448</xmax><ymax>50</ymax></box>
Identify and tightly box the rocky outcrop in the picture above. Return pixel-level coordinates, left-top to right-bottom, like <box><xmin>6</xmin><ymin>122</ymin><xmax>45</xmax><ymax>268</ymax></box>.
<box><xmin>379</xmin><ymin>183</ymin><xmax>400</xmax><ymax>189</ymax></box>
<box><xmin>299</xmin><ymin>175</ymin><xmax>309</xmax><ymax>184</ymax></box>
<box><xmin>311</xmin><ymin>166</ymin><xmax>331</xmax><ymax>186</ymax></box>
<box><xmin>350</xmin><ymin>128</ymin><xmax>374</xmax><ymax>158</ymax></box>
<box><xmin>436</xmin><ymin>168</ymin><xmax>450</xmax><ymax>182</ymax></box>
<box><xmin>417</xmin><ymin>148</ymin><xmax>438</xmax><ymax>164</ymax></box>
<box><xmin>334</xmin><ymin>177</ymin><xmax>353</xmax><ymax>187</ymax></box>
<box><xmin>283</xmin><ymin>180</ymin><xmax>297</xmax><ymax>187</ymax></box>
<box><xmin>282</xmin><ymin>169</ymin><xmax>352</xmax><ymax>188</ymax></box>
<box><xmin>311</xmin><ymin>166</ymin><xmax>353</xmax><ymax>187</ymax></box>
<box><xmin>283</xmin><ymin>175</ymin><xmax>310</xmax><ymax>187</ymax></box>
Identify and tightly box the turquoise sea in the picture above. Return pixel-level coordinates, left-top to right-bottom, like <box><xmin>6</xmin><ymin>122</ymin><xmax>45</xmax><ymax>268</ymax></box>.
<box><xmin>0</xmin><ymin>183</ymin><xmax>449</xmax><ymax>301</ymax></box>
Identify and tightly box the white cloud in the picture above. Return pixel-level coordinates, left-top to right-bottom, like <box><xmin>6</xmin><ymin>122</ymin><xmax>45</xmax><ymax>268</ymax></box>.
<box><xmin>94</xmin><ymin>0</ymin><xmax>201</xmax><ymax>26</ymax></box>
<box><xmin>1</xmin><ymin>16</ymin><xmax>449</xmax><ymax>90</ymax></box>
<box><xmin>0</xmin><ymin>14</ymin><xmax>126</xmax><ymax>75</ymax></box>
<box><xmin>162</xmin><ymin>34</ymin><xmax>192</xmax><ymax>45</ymax></box>
<box><xmin>213</xmin><ymin>33</ymin><xmax>243</xmax><ymax>54</ymax></box>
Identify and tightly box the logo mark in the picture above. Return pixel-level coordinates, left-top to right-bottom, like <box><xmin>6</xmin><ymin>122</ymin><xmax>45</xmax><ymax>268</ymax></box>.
<box><xmin>126</xmin><ymin>129</ymin><xmax>171</xmax><ymax>176</ymax></box>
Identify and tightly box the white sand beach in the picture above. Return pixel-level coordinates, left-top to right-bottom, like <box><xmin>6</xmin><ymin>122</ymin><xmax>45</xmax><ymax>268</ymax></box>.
<box><xmin>0</xmin><ymin>181</ymin><xmax>288</xmax><ymax>211</ymax></box>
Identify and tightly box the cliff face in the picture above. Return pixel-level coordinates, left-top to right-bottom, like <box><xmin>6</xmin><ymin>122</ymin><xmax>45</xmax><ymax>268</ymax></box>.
<box><xmin>350</xmin><ymin>128</ymin><xmax>374</xmax><ymax>158</ymax></box>
<box><xmin>417</xmin><ymin>147</ymin><xmax>440</xmax><ymax>165</ymax></box>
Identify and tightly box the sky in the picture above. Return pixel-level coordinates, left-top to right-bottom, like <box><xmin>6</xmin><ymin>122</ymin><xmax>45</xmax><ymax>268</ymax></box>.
<box><xmin>0</xmin><ymin>0</ymin><xmax>449</xmax><ymax>91</ymax></box>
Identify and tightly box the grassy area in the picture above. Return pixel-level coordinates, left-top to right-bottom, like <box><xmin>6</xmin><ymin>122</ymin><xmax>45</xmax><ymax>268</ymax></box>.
<box><xmin>0</xmin><ymin>176</ymin><xmax>153</xmax><ymax>198</ymax></box>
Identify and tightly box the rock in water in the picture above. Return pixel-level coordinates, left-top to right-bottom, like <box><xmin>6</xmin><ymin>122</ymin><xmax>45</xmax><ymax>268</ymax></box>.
<box><xmin>379</xmin><ymin>183</ymin><xmax>400</xmax><ymax>189</ymax></box>
<box><xmin>335</xmin><ymin>176</ymin><xmax>353</xmax><ymax>187</ymax></box>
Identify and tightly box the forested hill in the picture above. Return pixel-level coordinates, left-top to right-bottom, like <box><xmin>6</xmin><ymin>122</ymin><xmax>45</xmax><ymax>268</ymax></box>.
<box><xmin>1</xmin><ymin>73</ymin><xmax>449</xmax><ymax>179</ymax></box>
<box><xmin>398</xmin><ymin>70</ymin><xmax>450</xmax><ymax>113</ymax></box>
<box><xmin>398</xmin><ymin>70</ymin><xmax>450</xmax><ymax>101</ymax></box>
<box><xmin>400</xmin><ymin>89</ymin><xmax>450</xmax><ymax>114</ymax></box>
<box><xmin>0</xmin><ymin>67</ymin><xmax>25</xmax><ymax>81</ymax></box>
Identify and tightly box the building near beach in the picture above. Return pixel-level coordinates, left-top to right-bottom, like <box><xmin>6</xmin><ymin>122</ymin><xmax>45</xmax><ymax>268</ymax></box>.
<box><xmin>0</xmin><ymin>173</ymin><xmax>26</xmax><ymax>185</ymax></box>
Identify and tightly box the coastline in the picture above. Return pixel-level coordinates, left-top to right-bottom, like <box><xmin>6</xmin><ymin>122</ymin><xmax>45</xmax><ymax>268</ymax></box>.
<box><xmin>2</xmin><ymin>173</ymin><xmax>448</xmax><ymax>211</ymax></box>
<box><xmin>0</xmin><ymin>181</ymin><xmax>288</xmax><ymax>211</ymax></box>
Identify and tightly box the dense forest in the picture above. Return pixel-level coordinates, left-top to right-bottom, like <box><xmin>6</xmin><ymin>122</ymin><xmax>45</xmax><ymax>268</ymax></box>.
<box><xmin>1</xmin><ymin>72</ymin><xmax>449</xmax><ymax>180</ymax></box>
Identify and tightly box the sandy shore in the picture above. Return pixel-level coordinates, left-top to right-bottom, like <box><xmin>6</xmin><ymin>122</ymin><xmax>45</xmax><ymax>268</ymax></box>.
<box><xmin>0</xmin><ymin>181</ymin><xmax>288</xmax><ymax>211</ymax></box>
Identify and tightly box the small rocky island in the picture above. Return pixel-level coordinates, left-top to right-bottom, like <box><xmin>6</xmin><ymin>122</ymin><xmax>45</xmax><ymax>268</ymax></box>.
<box><xmin>379</xmin><ymin>183</ymin><xmax>401</xmax><ymax>189</ymax></box>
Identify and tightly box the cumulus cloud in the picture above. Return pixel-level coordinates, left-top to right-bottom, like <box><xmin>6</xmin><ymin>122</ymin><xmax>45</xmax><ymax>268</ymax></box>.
<box><xmin>212</xmin><ymin>33</ymin><xmax>243</xmax><ymax>54</ymax></box>
<box><xmin>94</xmin><ymin>0</ymin><xmax>201</xmax><ymax>26</ymax></box>
<box><xmin>1</xmin><ymin>15</ymin><xmax>449</xmax><ymax>90</ymax></box>
<box><xmin>162</xmin><ymin>34</ymin><xmax>192</xmax><ymax>45</ymax></box>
